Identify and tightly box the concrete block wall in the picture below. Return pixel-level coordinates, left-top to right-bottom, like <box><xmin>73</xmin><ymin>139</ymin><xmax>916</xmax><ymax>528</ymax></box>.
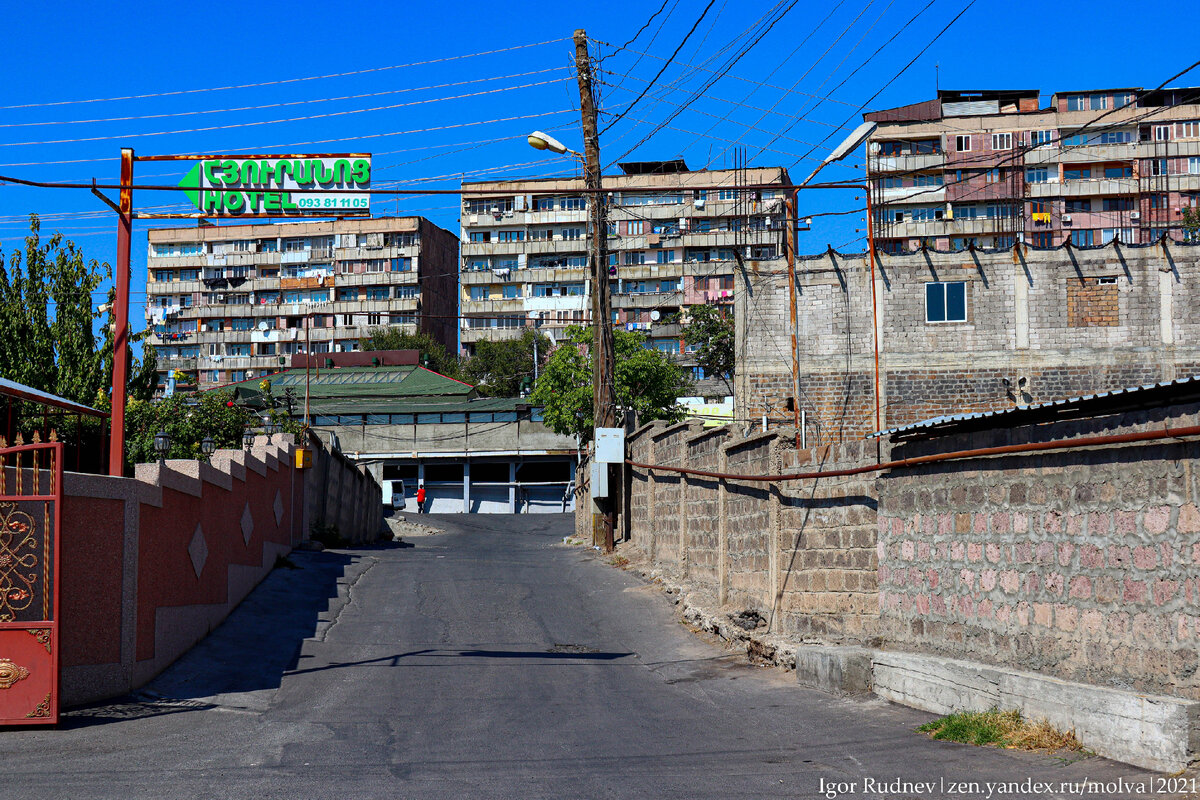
<box><xmin>878</xmin><ymin>402</ymin><xmax>1200</xmax><ymax>700</ymax></box>
<box><xmin>738</xmin><ymin>242</ymin><xmax>1200</xmax><ymax>443</ymax></box>
<box><xmin>303</xmin><ymin>429</ymin><xmax>383</xmax><ymax>545</ymax></box>
<box><xmin>624</xmin><ymin>422</ymin><xmax>881</xmax><ymax>641</ymax></box>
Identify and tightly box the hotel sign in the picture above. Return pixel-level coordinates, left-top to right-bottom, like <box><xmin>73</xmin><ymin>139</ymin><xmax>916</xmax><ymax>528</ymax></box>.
<box><xmin>178</xmin><ymin>155</ymin><xmax>371</xmax><ymax>216</ymax></box>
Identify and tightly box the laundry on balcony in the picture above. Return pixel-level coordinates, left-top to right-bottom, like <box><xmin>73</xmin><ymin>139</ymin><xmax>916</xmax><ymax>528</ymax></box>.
<box><xmin>492</xmin><ymin>268</ymin><xmax>511</xmax><ymax>278</ymax></box>
<box><xmin>202</xmin><ymin>278</ymin><xmax>229</xmax><ymax>289</ymax></box>
<box><xmin>1032</xmin><ymin>212</ymin><xmax>1052</xmax><ymax>225</ymax></box>
<box><xmin>227</xmin><ymin>277</ymin><xmax>247</xmax><ymax>288</ymax></box>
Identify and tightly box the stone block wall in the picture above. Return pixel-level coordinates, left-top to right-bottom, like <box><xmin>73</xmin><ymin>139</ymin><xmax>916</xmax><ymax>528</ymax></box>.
<box><xmin>625</xmin><ymin>421</ymin><xmax>881</xmax><ymax>641</ymax></box>
<box><xmin>877</xmin><ymin>402</ymin><xmax>1200</xmax><ymax>700</ymax></box>
<box><xmin>738</xmin><ymin>242</ymin><xmax>1200</xmax><ymax>443</ymax></box>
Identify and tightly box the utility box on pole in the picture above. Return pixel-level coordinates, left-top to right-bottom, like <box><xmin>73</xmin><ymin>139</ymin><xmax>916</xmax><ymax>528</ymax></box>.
<box><xmin>594</xmin><ymin>427</ymin><xmax>625</xmax><ymax>464</ymax></box>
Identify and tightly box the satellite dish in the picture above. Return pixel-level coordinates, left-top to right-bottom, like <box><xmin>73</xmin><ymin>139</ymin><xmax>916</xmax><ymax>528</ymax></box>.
<box><xmin>257</xmin><ymin>321</ymin><xmax>269</xmax><ymax>331</ymax></box>
<box><xmin>650</xmin><ymin>310</ymin><xmax>661</xmax><ymax>321</ymax></box>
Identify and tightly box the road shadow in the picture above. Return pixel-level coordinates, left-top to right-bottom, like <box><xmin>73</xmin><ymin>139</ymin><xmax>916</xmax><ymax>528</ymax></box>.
<box><xmin>60</xmin><ymin>549</ymin><xmax>357</xmax><ymax>728</ymax></box>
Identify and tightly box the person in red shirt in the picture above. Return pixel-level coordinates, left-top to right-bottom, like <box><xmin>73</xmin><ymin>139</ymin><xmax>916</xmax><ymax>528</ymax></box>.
<box><xmin>416</xmin><ymin>484</ymin><xmax>426</xmax><ymax>514</ymax></box>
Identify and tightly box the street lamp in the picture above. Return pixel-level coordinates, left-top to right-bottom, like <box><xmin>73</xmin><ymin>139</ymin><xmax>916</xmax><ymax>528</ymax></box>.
<box><xmin>527</xmin><ymin>131</ymin><xmax>584</xmax><ymax>164</ymax></box>
<box><xmin>265</xmin><ymin>420</ymin><xmax>282</xmax><ymax>436</ymax></box>
<box><xmin>243</xmin><ymin>429</ymin><xmax>256</xmax><ymax>450</ymax></box>
<box><xmin>200</xmin><ymin>436</ymin><xmax>216</xmax><ymax>460</ymax></box>
<box><xmin>153</xmin><ymin>430</ymin><xmax>170</xmax><ymax>462</ymax></box>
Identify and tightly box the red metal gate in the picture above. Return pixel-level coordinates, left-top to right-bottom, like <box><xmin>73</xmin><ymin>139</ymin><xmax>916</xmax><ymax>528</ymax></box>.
<box><xmin>0</xmin><ymin>435</ymin><xmax>62</xmax><ymax>725</ymax></box>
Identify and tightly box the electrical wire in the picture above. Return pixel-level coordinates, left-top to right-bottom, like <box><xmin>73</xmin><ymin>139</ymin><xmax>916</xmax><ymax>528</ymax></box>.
<box><xmin>0</xmin><ymin>38</ymin><xmax>572</xmax><ymax>110</ymax></box>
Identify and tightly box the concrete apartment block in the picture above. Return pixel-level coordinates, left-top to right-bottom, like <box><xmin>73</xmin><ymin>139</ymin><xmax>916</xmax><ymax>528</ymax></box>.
<box><xmin>865</xmin><ymin>87</ymin><xmax>1200</xmax><ymax>254</ymax></box>
<box><xmin>459</xmin><ymin>162</ymin><xmax>790</xmax><ymax>397</ymax></box>
<box><xmin>145</xmin><ymin>217</ymin><xmax>458</xmax><ymax>390</ymax></box>
<box><xmin>736</xmin><ymin>241</ymin><xmax>1200</xmax><ymax>442</ymax></box>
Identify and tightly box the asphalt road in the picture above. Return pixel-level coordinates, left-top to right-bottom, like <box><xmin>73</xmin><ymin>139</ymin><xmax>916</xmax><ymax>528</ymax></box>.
<box><xmin>0</xmin><ymin>514</ymin><xmax>1163</xmax><ymax>799</ymax></box>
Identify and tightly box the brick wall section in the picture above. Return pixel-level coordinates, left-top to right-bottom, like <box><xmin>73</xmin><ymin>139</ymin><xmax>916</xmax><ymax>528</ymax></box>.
<box><xmin>738</xmin><ymin>243</ymin><xmax>1200</xmax><ymax>443</ymax></box>
<box><xmin>878</xmin><ymin>402</ymin><xmax>1200</xmax><ymax>700</ymax></box>
<box><xmin>682</xmin><ymin>427</ymin><xmax>724</xmax><ymax>595</ymax></box>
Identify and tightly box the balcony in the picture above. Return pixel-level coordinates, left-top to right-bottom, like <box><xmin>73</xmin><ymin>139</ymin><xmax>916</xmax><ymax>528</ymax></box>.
<box><xmin>880</xmin><ymin>185</ymin><xmax>946</xmax><ymax>204</ymax></box>
<box><xmin>869</xmin><ymin>153</ymin><xmax>945</xmax><ymax>172</ymax></box>
<box><xmin>280</xmin><ymin>276</ymin><xmax>336</xmax><ymax>290</ymax></box>
<box><xmin>1027</xmin><ymin>178</ymin><xmax>1139</xmax><ymax>198</ymax></box>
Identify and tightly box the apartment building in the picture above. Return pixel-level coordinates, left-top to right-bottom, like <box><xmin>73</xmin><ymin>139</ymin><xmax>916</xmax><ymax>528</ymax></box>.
<box><xmin>865</xmin><ymin>87</ymin><xmax>1200</xmax><ymax>253</ymax></box>
<box><xmin>145</xmin><ymin>217</ymin><xmax>458</xmax><ymax>389</ymax></box>
<box><xmin>459</xmin><ymin>161</ymin><xmax>791</xmax><ymax>395</ymax></box>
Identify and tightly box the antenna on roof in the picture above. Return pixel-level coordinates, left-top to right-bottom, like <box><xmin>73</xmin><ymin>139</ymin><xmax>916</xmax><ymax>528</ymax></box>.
<box><xmin>935</xmin><ymin>63</ymin><xmax>940</xmax><ymax>93</ymax></box>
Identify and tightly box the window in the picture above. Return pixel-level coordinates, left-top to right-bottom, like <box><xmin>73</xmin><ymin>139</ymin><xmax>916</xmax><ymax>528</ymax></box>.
<box><xmin>260</xmin><ymin>239</ymin><xmax>278</xmax><ymax>253</ymax></box>
<box><xmin>394</xmin><ymin>286</ymin><xmax>418</xmax><ymax>299</ymax></box>
<box><xmin>364</xmin><ymin>260</ymin><xmax>385</xmax><ymax>273</ymax></box>
<box><xmin>1150</xmin><ymin>158</ymin><xmax>1169</xmax><ymax>176</ymax></box>
<box><xmin>880</xmin><ymin>177</ymin><xmax>903</xmax><ymax>189</ymax></box>
<box><xmin>154</xmin><ymin>270</ymin><xmax>175</xmax><ymax>282</ymax></box>
<box><xmin>1064</xmin><ymin>199</ymin><xmax>1092</xmax><ymax>213</ymax></box>
<box><xmin>561</xmin><ymin>227</ymin><xmax>583</xmax><ymax>240</ymax></box>
<box><xmin>985</xmin><ymin>204</ymin><xmax>1016</xmax><ymax>220</ymax></box>
<box><xmin>717</xmin><ymin>189</ymin><xmax>737</xmax><ymax>201</ymax></box>
<box><xmin>1031</xmin><ymin>232</ymin><xmax>1054</xmax><ymax>248</ymax></box>
<box><xmin>953</xmin><ymin>205</ymin><xmax>978</xmax><ymax>220</ymax></box>
<box><xmin>495</xmin><ymin>230</ymin><xmax>525</xmax><ymax>243</ymax></box>
<box><xmin>651</xmin><ymin>221</ymin><xmax>679</xmax><ymax>235</ymax></box>
<box><xmin>179</xmin><ymin>269</ymin><xmax>199</xmax><ymax>281</ymax></box>
<box><xmin>231</xmin><ymin>318</ymin><xmax>254</xmax><ymax>331</ymax></box>
<box><xmin>623</xmin><ymin>251</ymin><xmax>646</xmax><ymax>265</ymax></box>
<box><xmin>656</xmin><ymin>250</ymin><xmax>675</xmax><ymax>264</ymax></box>
<box><xmin>391</xmin><ymin>257</ymin><xmax>412</xmax><ymax>272</ymax></box>
<box><xmin>469</xmin><ymin>232</ymin><xmax>490</xmax><ymax>243</ymax></box>
<box><xmin>1026</xmin><ymin>167</ymin><xmax>1049</xmax><ymax>183</ymax></box>
<box><xmin>152</xmin><ymin>242</ymin><xmax>203</xmax><ymax>257</ymax></box>
<box><xmin>626</xmin><ymin>221</ymin><xmax>644</xmax><ymax>236</ymax></box>
<box><xmin>502</xmin><ymin>285</ymin><xmax>522</xmax><ymax>299</ymax></box>
<box><xmin>227</xmin><ymin>344</ymin><xmax>251</xmax><ymax>357</ymax></box>
<box><xmin>991</xmin><ymin>133</ymin><xmax>1012</xmax><ymax>150</ymax></box>
<box><xmin>1066</xmin><ymin>95</ymin><xmax>1086</xmax><ymax>111</ymax></box>
<box><xmin>955</xmin><ymin>135</ymin><xmax>972</xmax><ymax>152</ymax></box>
<box><xmin>1103</xmin><ymin>197</ymin><xmax>1135</xmax><ymax>212</ymax></box>
<box><xmin>469</xmin><ymin>286</ymin><xmax>490</xmax><ymax>301</ymax></box>
<box><xmin>1063</xmin><ymin>166</ymin><xmax>1091</xmax><ymax>181</ymax></box>
<box><xmin>1114</xmin><ymin>93</ymin><xmax>1133</xmax><ymax>109</ymax></box>
<box><xmin>910</xmin><ymin>206</ymin><xmax>944</xmax><ymax>222</ymax></box>
<box><xmin>1101</xmin><ymin>228</ymin><xmax>1136</xmax><ymax>244</ymax></box>
<box><xmin>984</xmin><ymin>168</ymin><xmax>1005</xmax><ymax>184</ymax></box>
<box><xmin>1155</xmin><ymin>125</ymin><xmax>1171</xmax><ymax>141</ymax></box>
<box><xmin>925</xmin><ymin>282</ymin><xmax>966</xmax><ymax>323</ymax></box>
<box><xmin>1070</xmin><ymin>229</ymin><xmax>1095</xmax><ymax>246</ymax></box>
<box><xmin>880</xmin><ymin>141</ymin><xmax>904</xmax><ymax>156</ymax></box>
<box><xmin>913</xmin><ymin>138</ymin><xmax>941</xmax><ymax>154</ymax></box>
<box><xmin>1030</xmin><ymin>200</ymin><xmax>1047</xmax><ymax>214</ymax></box>
<box><xmin>1181</xmin><ymin>121</ymin><xmax>1200</xmax><ymax>139</ymax></box>
<box><xmin>563</xmin><ymin>196</ymin><xmax>586</xmax><ymax>210</ymax></box>
<box><xmin>1098</xmin><ymin>131</ymin><xmax>1133</xmax><ymax>144</ymax></box>
<box><xmin>1150</xmin><ymin>193</ymin><xmax>1168</xmax><ymax>209</ymax></box>
<box><xmin>1030</xmin><ymin>130</ymin><xmax>1055</xmax><ymax>147</ymax></box>
<box><xmin>365</xmin><ymin>287</ymin><xmax>389</xmax><ymax>300</ymax></box>
<box><xmin>1190</xmin><ymin>157</ymin><xmax>1200</xmax><ymax>175</ymax></box>
<box><xmin>914</xmin><ymin>173</ymin><xmax>943</xmax><ymax>187</ymax></box>
<box><xmin>1104</xmin><ymin>165</ymin><xmax>1133</xmax><ymax>179</ymax></box>
<box><xmin>1090</xmin><ymin>93</ymin><xmax>1108</xmax><ymax>111</ymax></box>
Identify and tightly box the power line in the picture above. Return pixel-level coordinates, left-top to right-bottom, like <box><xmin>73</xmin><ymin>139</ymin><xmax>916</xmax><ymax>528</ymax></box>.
<box><xmin>0</xmin><ymin>68</ymin><xmax>569</xmax><ymax>129</ymax></box>
<box><xmin>0</xmin><ymin>38</ymin><xmax>572</xmax><ymax>110</ymax></box>
<box><xmin>599</xmin><ymin>0</ymin><xmax>717</xmax><ymax>135</ymax></box>
<box><xmin>0</xmin><ymin>78</ymin><xmax>572</xmax><ymax>149</ymax></box>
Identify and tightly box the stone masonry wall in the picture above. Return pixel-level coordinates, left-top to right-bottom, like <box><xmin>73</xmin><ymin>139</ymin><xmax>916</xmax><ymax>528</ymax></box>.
<box><xmin>878</xmin><ymin>402</ymin><xmax>1200</xmax><ymax>700</ymax></box>
<box><xmin>626</xmin><ymin>421</ymin><xmax>881</xmax><ymax>641</ymax></box>
<box><xmin>738</xmin><ymin>242</ymin><xmax>1200</xmax><ymax>443</ymax></box>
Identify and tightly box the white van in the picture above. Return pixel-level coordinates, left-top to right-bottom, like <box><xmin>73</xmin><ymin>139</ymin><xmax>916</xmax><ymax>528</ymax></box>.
<box><xmin>382</xmin><ymin>479</ymin><xmax>406</xmax><ymax>511</ymax></box>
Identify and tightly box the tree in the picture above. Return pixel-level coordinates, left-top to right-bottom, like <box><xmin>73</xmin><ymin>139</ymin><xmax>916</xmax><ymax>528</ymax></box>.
<box><xmin>124</xmin><ymin>389</ymin><xmax>251</xmax><ymax>464</ymax></box>
<box><xmin>531</xmin><ymin>325</ymin><xmax>692</xmax><ymax>442</ymax></box>
<box><xmin>682</xmin><ymin>304</ymin><xmax>734</xmax><ymax>395</ymax></box>
<box><xmin>461</xmin><ymin>328</ymin><xmax>550</xmax><ymax>397</ymax></box>
<box><xmin>360</xmin><ymin>327</ymin><xmax>460</xmax><ymax>378</ymax></box>
<box><xmin>0</xmin><ymin>214</ymin><xmax>109</xmax><ymax>405</ymax></box>
<box><xmin>1183</xmin><ymin>206</ymin><xmax>1200</xmax><ymax>241</ymax></box>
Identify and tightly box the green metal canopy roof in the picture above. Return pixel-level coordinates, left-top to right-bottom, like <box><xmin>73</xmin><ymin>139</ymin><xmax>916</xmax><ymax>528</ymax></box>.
<box><xmin>223</xmin><ymin>365</ymin><xmax>476</xmax><ymax>409</ymax></box>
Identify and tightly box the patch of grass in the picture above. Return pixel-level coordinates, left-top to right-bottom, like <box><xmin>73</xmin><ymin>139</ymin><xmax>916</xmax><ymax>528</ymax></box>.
<box><xmin>917</xmin><ymin>708</ymin><xmax>1086</xmax><ymax>754</ymax></box>
<box><xmin>610</xmin><ymin>555</ymin><xmax>630</xmax><ymax>569</ymax></box>
<box><xmin>310</xmin><ymin>520</ymin><xmax>345</xmax><ymax>549</ymax></box>
<box><xmin>273</xmin><ymin>554</ymin><xmax>299</xmax><ymax>570</ymax></box>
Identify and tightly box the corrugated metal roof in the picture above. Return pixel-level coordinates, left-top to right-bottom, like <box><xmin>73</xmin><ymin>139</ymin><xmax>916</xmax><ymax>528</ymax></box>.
<box><xmin>227</xmin><ymin>366</ymin><xmax>474</xmax><ymax>403</ymax></box>
<box><xmin>869</xmin><ymin>374</ymin><xmax>1200</xmax><ymax>442</ymax></box>
<box><xmin>0</xmin><ymin>377</ymin><xmax>105</xmax><ymax>417</ymax></box>
<box><xmin>307</xmin><ymin>397</ymin><xmax>532</xmax><ymax>415</ymax></box>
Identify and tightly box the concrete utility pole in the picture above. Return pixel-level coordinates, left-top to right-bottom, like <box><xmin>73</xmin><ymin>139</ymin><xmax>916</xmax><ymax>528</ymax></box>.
<box><xmin>574</xmin><ymin>28</ymin><xmax>617</xmax><ymax>552</ymax></box>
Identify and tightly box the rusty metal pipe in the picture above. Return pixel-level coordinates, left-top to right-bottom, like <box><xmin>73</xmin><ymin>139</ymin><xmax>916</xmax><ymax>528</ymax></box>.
<box><xmin>626</xmin><ymin>423</ymin><xmax>1200</xmax><ymax>483</ymax></box>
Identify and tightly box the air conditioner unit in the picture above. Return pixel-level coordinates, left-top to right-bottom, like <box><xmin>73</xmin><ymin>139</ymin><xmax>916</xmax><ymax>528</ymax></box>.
<box><xmin>1061</xmin><ymin>214</ymin><xmax>1072</xmax><ymax>224</ymax></box>
<box><xmin>1130</xmin><ymin>211</ymin><xmax>1142</xmax><ymax>220</ymax></box>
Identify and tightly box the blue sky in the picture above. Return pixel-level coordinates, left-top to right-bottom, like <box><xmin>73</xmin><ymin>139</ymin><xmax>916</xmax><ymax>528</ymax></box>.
<box><xmin>1</xmin><ymin>0</ymin><xmax>1197</xmax><ymax>337</ymax></box>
